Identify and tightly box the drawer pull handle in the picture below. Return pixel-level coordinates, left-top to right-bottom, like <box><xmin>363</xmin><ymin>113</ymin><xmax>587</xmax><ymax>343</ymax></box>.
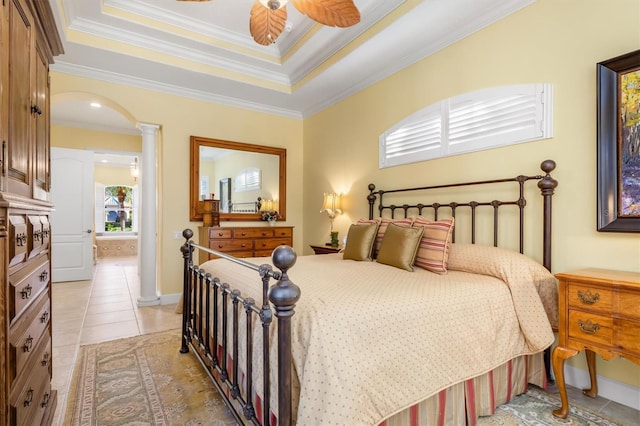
<box><xmin>578</xmin><ymin>319</ymin><xmax>600</xmax><ymax>334</ymax></box>
<box><xmin>262</xmin><ymin>232</ymin><xmax>267</xmax><ymax>236</ymax></box>
<box><xmin>217</xmin><ymin>244</ymin><xmax>224</xmax><ymax>249</ymax></box>
<box><xmin>40</xmin><ymin>271</ymin><xmax>48</xmax><ymax>281</ymax></box>
<box><xmin>578</xmin><ymin>290</ymin><xmax>600</xmax><ymax>305</ymax></box>
<box><xmin>24</xmin><ymin>389</ymin><xmax>34</xmax><ymax>407</ymax></box>
<box><xmin>16</xmin><ymin>233</ymin><xmax>27</xmax><ymax>246</ymax></box>
<box><xmin>241</xmin><ymin>243</ymin><xmax>246</xmax><ymax>247</ymax></box>
<box><xmin>41</xmin><ymin>392</ymin><xmax>50</xmax><ymax>408</ymax></box>
<box><xmin>40</xmin><ymin>311</ymin><xmax>49</xmax><ymax>323</ymax></box>
<box><xmin>34</xmin><ymin>230</ymin><xmax>42</xmax><ymax>241</ymax></box>
<box><xmin>43</xmin><ymin>229</ymin><xmax>49</xmax><ymax>239</ymax></box>
<box><xmin>42</xmin><ymin>352</ymin><xmax>50</xmax><ymax>367</ymax></box>
<box><xmin>23</xmin><ymin>335</ymin><xmax>34</xmax><ymax>352</ymax></box>
<box><xmin>21</xmin><ymin>285</ymin><xmax>32</xmax><ymax>299</ymax></box>
<box><xmin>261</xmin><ymin>243</ymin><xmax>267</xmax><ymax>247</ymax></box>
<box><xmin>241</xmin><ymin>232</ymin><xmax>246</xmax><ymax>236</ymax></box>
<box><xmin>217</xmin><ymin>232</ymin><xmax>223</xmax><ymax>236</ymax></box>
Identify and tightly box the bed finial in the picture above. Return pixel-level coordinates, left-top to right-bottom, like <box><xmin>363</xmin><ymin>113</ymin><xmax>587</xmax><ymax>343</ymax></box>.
<box><xmin>368</xmin><ymin>184</ymin><xmax>377</xmax><ymax>220</ymax></box>
<box><xmin>537</xmin><ymin>160</ymin><xmax>558</xmax><ymax>273</ymax></box>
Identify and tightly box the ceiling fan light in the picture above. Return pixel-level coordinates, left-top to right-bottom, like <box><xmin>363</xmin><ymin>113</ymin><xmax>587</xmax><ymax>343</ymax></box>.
<box><xmin>259</xmin><ymin>0</ymin><xmax>289</xmax><ymax>10</ymax></box>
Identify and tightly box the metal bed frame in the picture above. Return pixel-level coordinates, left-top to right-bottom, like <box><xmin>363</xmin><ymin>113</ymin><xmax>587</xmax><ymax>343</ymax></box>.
<box><xmin>179</xmin><ymin>159</ymin><xmax>558</xmax><ymax>426</ymax></box>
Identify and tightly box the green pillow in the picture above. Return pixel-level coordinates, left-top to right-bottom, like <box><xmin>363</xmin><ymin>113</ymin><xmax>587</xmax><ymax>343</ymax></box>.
<box><xmin>342</xmin><ymin>223</ymin><xmax>379</xmax><ymax>261</ymax></box>
<box><xmin>376</xmin><ymin>223</ymin><xmax>424</xmax><ymax>271</ymax></box>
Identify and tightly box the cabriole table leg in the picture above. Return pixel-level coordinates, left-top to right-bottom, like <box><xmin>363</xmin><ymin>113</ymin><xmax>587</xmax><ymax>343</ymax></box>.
<box><xmin>551</xmin><ymin>345</ymin><xmax>579</xmax><ymax>419</ymax></box>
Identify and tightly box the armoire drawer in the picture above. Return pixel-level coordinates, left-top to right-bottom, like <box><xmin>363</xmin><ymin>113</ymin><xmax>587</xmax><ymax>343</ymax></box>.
<box><xmin>9</xmin><ymin>215</ymin><xmax>28</xmax><ymax>267</ymax></box>
<box><xmin>9</xmin><ymin>332</ymin><xmax>53</xmax><ymax>426</ymax></box>
<box><xmin>9</xmin><ymin>257</ymin><xmax>50</xmax><ymax>323</ymax></box>
<box><xmin>9</xmin><ymin>292</ymin><xmax>51</xmax><ymax>385</ymax></box>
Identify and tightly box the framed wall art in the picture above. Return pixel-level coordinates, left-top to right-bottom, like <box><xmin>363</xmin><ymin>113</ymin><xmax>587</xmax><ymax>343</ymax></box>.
<box><xmin>596</xmin><ymin>49</ymin><xmax>640</xmax><ymax>232</ymax></box>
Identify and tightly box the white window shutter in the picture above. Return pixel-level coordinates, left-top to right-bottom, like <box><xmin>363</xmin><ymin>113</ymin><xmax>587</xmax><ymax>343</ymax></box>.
<box><xmin>379</xmin><ymin>84</ymin><xmax>553</xmax><ymax>168</ymax></box>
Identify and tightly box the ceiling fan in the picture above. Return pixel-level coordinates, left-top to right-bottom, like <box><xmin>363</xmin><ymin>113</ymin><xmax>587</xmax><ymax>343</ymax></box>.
<box><xmin>177</xmin><ymin>0</ymin><xmax>360</xmax><ymax>46</ymax></box>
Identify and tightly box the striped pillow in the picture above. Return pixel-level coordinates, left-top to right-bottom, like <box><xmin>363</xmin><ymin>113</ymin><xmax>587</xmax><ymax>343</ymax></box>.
<box><xmin>359</xmin><ymin>217</ymin><xmax>414</xmax><ymax>257</ymax></box>
<box><xmin>412</xmin><ymin>217</ymin><xmax>455</xmax><ymax>274</ymax></box>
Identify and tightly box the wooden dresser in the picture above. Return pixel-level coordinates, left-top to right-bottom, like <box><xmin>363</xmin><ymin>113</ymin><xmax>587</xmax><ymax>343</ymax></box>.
<box><xmin>0</xmin><ymin>1</ymin><xmax>63</xmax><ymax>424</ymax></box>
<box><xmin>198</xmin><ymin>226</ymin><xmax>294</xmax><ymax>264</ymax></box>
<box><xmin>551</xmin><ymin>268</ymin><xmax>640</xmax><ymax>419</ymax></box>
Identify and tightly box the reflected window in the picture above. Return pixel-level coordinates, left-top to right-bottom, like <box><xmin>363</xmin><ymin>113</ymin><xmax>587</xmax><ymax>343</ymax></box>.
<box><xmin>234</xmin><ymin>167</ymin><xmax>261</xmax><ymax>192</ymax></box>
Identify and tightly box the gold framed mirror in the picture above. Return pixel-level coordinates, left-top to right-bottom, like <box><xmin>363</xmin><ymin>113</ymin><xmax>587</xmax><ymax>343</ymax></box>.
<box><xmin>189</xmin><ymin>136</ymin><xmax>286</xmax><ymax>222</ymax></box>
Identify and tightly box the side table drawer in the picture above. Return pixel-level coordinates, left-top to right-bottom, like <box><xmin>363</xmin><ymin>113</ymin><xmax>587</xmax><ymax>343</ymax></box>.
<box><xmin>208</xmin><ymin>228</ymin><xmax>232</xmax><ymax>239</ymax></box>
<box><xmin>567</xmin><ymin>283</ymin><xmax>612</xmax><ymax>313</ymax></box>
<box><xmin>617</xmin><ymin>318</ymin><xmax>640</xmax><ymax>355</ymax></box>
<box><xmin>568</xmin><ymin>310</ymin><xmax>613</xmax><ymax>347</ymax></box>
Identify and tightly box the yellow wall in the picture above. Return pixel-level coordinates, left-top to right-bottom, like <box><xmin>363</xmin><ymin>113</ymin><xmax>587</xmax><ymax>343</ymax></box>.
<box><xmin>50</xmin><ymin>0</ymin><xmax>640</xmax><ymax>392</ymax></box>
<box><xmin>50</xmin><ymin>78</ymin><xmax>304</xmax><ymax>301</ymax></box>
<box><xmin>302</xmin><ymin>0</ymin><xmax>640</xmax><ymax>388</ymax></box>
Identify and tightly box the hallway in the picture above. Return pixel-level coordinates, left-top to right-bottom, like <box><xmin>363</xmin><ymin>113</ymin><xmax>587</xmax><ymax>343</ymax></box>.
<box><xmin>51</xmin><ymin>256</ymin><xmax>181</xmax><ymax>426</ymax></box>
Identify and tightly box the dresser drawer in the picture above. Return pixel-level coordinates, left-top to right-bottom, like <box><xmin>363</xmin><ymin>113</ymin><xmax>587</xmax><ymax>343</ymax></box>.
<box><xmin>273</xmin><ymin>228</ymin><xmax>292</xmax><ymax>238</ymax></box>
<box><xmin>208</xmin><ymin>228</ymin><xmax>232</xmax><ymax>239</ymax></box>
<box><xmin>10</xmin><ymin>292</ymin><xmax>51</xmax><ymax>385</ymax></box>
<box><xmin>209</xmin><ymin>239</ymin><xmax>253</xmax><ymax>252</ymax></box>
<box><xmin>10</xmin><ymin>333</ymin><xmax>52</xmax><ymax>426</ymax></box>
<box><xmin>233</xmin><ymin>228</ymin><xmax>274</xmax><ymax>239</ymax></box>
<box><xmin>568</xmin><ymin>310</ymin><xmax>613</xmax><ymax>347</ymax></box>
<box><xmin>255</xmin><ymin>238</ymin><xmax>291</xmax><ymax>252</ymax></box>
<box><xmin>567</xmin><ymin>283</ymin><xmax>612</xmax><ymax>313</ymax></box>
<box><xmin>9</xmin><ymin>258</ymin><xmax>50</xmax><ymax>323</ymax></box>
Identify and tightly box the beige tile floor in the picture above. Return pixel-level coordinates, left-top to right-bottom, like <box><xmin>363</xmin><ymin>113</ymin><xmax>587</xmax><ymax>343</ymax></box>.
<box><xmin>50</xmin><ymin>256</ymin><xmax>181</xmax><ymax>426</ymax></box>
<box><xmin>50</xmin><ymin>256</ymin><xmax>639</xmax><ymax>426</ymax></box>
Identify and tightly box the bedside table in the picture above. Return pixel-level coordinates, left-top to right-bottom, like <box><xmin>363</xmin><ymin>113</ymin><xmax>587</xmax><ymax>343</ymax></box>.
<box><xmin>551</xmin><ymin>268</ymin><xmax>640</xmax><ymax>419</ymax></box>
<box><xmin>309</xmin><ymin>244</ymin><xmax>342</xmax><ymax>255</ymax></box>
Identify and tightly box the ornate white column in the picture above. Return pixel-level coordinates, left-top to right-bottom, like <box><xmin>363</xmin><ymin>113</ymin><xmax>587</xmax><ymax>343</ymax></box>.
<box><xmin>136</xmin><ymin>122</ymin><xmax>160</xmax><ymax>306</ymax></box>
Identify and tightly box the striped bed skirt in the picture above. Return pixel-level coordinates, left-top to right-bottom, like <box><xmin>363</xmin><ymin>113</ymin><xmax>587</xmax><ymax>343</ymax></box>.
<box><xmin>378</xmin><ymin>352</ymin><xmax>547</xmax><ymax>426</ymax></box>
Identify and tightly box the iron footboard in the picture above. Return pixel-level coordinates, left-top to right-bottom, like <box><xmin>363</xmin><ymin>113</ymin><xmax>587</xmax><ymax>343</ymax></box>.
<box><xmin>180</xmin><ymin>229</ymin><xmax>300</xmax><ymax>426</ymax></box>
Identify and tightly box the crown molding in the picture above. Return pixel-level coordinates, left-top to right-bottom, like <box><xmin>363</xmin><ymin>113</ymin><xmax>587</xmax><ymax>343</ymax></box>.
<box><xmin>68</xmin><ymin>17</ymin><xmax>292</xmax><ymax>88</ymax></box>
<box><xmin>51</xmin><ymin>62</ymin><xmax>303</xmax><ymax>119</ymax></box>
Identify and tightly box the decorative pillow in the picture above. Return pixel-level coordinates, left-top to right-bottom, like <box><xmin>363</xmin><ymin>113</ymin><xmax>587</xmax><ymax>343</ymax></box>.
<box><xmin>359</xmin><ymin>217</ymin><xmax>414</xmax><ymax>257</ymax></box>
<box><xmin>411</xmin><ymin>216</ymin><xmax>455</xmax><ymax>274</ymax></box>
<box><xmin>376</xmin><ymin>223</ymin><xmax>424</xmax><ymax>271</ymax></box>
<box><xmin>342</xmin><ymin>223</ymin><xmax>379</xmax><ymax>261</ymax></box>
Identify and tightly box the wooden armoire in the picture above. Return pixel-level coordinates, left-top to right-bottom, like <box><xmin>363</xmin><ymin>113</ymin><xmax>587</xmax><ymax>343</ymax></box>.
<box><xmin>0</xmin><ymin>0</ymin><xmax>63</xmax><ymax>424</ymax></box>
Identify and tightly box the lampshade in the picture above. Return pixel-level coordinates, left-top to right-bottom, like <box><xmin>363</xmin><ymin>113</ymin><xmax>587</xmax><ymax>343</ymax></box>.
<box><xmin>320</xmin><ymin>193</ymin><xmax>342</xmax><ymax>218</ymax></box>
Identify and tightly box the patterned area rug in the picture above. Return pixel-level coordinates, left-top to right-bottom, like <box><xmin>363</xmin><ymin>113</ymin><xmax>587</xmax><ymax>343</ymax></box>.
<box><xmin>65</xmin><ymin>329</ymin><xmax>628</xmax><ymax>425</ymax></box>
<box><xmin>65</xmin><ymin>328</ymin><xmax>236</xmax><ymax>425</ymax></box>
<box><xmin>478</xmin><ymin>387</ymin><xmax>627</xmax><ymax>426</ymax></box>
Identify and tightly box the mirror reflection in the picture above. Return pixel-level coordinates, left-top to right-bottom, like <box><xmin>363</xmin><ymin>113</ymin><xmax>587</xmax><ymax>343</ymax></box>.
<box><xmin>189</xmin><ymin>136</ymin><xmax>286</xmax><ymax>222</ymax></box>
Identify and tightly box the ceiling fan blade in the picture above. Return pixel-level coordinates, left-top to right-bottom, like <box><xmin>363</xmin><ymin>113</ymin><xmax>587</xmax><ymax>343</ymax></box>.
<box><xmin>250</xmin><ymin>1</ymin><xmax>288</xmax><ymax>45</ymax></box>
<box><xmin>291</xmin><ymin>0</ymin><xmax>360</xmax><ymax>28</ymax></box>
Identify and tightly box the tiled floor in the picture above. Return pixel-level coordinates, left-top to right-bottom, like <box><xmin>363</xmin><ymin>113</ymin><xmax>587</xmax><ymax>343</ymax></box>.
<box><xmin>50</xmin><ymin>256</ymin><xmax>639</xmax><ymax>426</ymax></box>
<box><xmin>50</xmin><ymin>256</ymin><xmax>181</xmax><ymax>426</ymax></box>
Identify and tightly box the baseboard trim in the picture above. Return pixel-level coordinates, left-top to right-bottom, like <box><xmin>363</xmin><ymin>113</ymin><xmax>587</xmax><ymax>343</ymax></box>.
<box><xmin>160</xmin><ymin>292</ymin><xmax>181</xmax><ymax>306</ymax></box>
<box><xmin>562</xmin><ymin>364</ymin><xmax>640</xmax><ymax>410</ymax></box>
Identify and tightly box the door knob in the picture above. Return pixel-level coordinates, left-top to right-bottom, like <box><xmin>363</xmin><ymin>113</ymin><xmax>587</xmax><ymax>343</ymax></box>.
<box><xmin>86</xmin><ymin>229</ymin><xmax>93</xmax><ymax>233</ymax></box>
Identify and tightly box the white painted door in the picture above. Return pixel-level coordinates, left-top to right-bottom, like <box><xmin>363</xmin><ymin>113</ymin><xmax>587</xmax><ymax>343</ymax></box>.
<box><xmin>51</xmin><ymin>148</ymin><xmax>95</xmax><ymax>282</ymax></box>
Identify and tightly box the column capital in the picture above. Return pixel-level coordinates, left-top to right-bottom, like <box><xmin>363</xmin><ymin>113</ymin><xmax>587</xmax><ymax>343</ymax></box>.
<box><xmin>136</xmin><ymin>122</ymin><xmax>160</xmax><ymax>135</ymax></box>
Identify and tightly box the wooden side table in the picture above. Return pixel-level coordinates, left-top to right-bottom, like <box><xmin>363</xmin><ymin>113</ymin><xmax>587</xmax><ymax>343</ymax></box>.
<box><xmin>551</xmin><ymin>268</ymin><xmax>640</xmax><ymax>419</ymax></box>
<box><xmin>309</xmin><ymin>244</ymin><xmax>342</xmax><ymax>255</ymax></box>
